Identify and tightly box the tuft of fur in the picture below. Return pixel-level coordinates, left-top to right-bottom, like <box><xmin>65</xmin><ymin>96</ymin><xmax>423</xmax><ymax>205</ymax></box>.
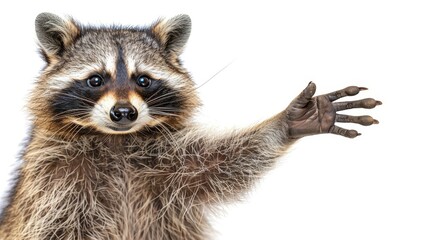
<box><xmin>0</xmin><ymin>13</ymin><xmax>296</xmax><ymax>240</ymax></box>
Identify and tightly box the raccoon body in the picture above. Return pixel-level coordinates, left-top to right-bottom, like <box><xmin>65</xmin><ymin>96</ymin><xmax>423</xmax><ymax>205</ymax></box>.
<box><xmin>0</xmin><ymin>13</ymin><xmax>381</xmax><ymax>240</ymax></box>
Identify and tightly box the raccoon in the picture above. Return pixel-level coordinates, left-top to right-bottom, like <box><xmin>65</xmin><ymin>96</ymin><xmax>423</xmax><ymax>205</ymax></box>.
<box><xmin>0</xmin><ymin>13</ymin><xmax>381</xmax><ymax>240</ymax></box>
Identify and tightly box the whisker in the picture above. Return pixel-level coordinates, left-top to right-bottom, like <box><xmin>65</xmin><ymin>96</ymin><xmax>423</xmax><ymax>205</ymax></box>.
<box><xmin>145</xmin><ymin>90</ymin><xmax>180</xmax><ymax>106</ymax></box>
<box><xmin>149</xmin><ymin>111</ymin><xmax>180</xmax><ymax>117</ymax></box>
<box><xmin>194</xmin><ymin>61</ymin><xmax>233</xmax><ymax>90</ymax></box>
<box><xmin>51</xmin><ymin>109</ymin><xmax>91</xmax><ymax>120</ymax></box>
<box><xmin>54</xmin><ymin>92</ymin><xmax>97</xmax><ymax>105</ymax></box>
<box><xmin>147</xmin><ymin>96</ymin><xmax>185</xmax><ymax>107</ymax></box>
<box><xmin>149</xmin><ymin>107</ymin><xmax>183</xmax><ymax>114</ymax></box>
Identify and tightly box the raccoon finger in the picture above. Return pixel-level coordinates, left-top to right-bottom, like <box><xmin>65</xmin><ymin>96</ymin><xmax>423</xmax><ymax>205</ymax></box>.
<box><xmin>329</xmin><ymin>125</ymin><xmax>361</xmax><ymax>138</ymax></box>
<box><xmin>333</xmin><ymin>98</ymin><xmax>382</xmax><ymax>111</ymax></box>
<box><xmin>326</xmin><ymin>86</ymin><xmax>367</xmax><ymax>102</ymax></box>
<box><xmin>292</xmin><ymin>82</ymin><xmax>317</xmax><ymax>108</ymax></box>
<box><xmin>335</xmin><ymin>114</ymin><xmax>379</xmax><ymax>126</ymax></box>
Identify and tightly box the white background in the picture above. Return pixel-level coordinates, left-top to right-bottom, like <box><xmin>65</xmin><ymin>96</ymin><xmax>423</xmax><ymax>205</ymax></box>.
<box><xmin>0</xmin><ymin>1</ymin><xmax>428</xmax><ymax>239</ymax></box>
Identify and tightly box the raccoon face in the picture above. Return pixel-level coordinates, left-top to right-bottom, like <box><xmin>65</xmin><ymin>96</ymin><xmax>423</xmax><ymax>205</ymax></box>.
<box><xmin>32</xmin><ymin>13</ymin><xmax>199</xmax><ymax>135</ymax></box>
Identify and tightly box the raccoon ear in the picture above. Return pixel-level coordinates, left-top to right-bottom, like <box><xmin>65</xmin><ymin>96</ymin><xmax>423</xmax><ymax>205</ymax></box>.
<box><xmin>152</xmin><ymin>14</ymin><xmax>191</xmax><ymax>56</ymax></box>
<box><xmin>35</xmin><ymin>13</ymin><xmax>80</xmax><ymax>58</ymax></box>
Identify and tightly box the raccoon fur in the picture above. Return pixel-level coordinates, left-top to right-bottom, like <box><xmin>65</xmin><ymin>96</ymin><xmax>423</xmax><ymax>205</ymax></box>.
<box><xmin>0</xmin><ymin>13</ymin><xmax>381</xmax><ymax>240</ymax></box>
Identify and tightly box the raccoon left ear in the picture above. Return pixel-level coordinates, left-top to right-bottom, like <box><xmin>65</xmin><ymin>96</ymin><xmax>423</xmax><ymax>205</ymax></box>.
<box><xmin>152</xmin><ymin>14</ymin><xmax>191</xmax><ymax>56</ymax></box>
<box><xmin>35</xmin><ymin>13</ymin><xmax>80</xmax><ymax>59</ymax></box>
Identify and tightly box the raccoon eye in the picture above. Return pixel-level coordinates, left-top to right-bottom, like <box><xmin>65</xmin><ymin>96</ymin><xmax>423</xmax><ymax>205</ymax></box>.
<box><xmin>136</xmin><ymin>75</ymin><xmax>152</xmax><ymax>88</ymax></box>
<box><xmin>87</xmin><ymin>75</ymin><xmax>104</xmax><ymax>87</ymax></box>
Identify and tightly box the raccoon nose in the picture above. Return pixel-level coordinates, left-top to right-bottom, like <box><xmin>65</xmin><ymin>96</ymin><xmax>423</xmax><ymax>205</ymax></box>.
<box><xmin>110</xmin><ymin>104</ymin><xmax>138</xmax><ymax>123</ymax></box>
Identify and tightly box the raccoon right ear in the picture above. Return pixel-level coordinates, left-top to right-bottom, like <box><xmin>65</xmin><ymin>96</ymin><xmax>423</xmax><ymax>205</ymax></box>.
<box><xmin>151</xmin><ymin>14</ymin><xmax>191</xmax><ymax>57</ymax></box>
<box><xmin>35</xmin><ymin>13</ymin><xmax>80</xmax><ymax>59</ymax></box>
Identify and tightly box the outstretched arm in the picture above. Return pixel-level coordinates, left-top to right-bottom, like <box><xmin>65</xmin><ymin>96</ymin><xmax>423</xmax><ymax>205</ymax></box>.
<box><xmin>156</xmin><ymin>82</ymin><xmax>381</xmax><ymax>203</ymax></box>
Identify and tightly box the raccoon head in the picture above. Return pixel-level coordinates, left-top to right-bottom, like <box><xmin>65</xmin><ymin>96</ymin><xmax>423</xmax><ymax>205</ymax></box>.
<box><xmin>31</xmin><ymin>13</ymin><xmax>200</xmax><ymax>136</ymax></box>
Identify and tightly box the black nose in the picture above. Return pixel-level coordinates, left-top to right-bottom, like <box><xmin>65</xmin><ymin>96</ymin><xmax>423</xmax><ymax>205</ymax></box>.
<box><xmin>110</xmin><ymin>104</ymin><xmax>138</xmax><ymax>122</ymax></box>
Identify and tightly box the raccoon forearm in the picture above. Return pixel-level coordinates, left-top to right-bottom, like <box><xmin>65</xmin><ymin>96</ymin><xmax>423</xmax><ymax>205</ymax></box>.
<box><xmin>163</xmin><ymin>111</ymin><xmax>294</xmax><ymax>202</ymax></box>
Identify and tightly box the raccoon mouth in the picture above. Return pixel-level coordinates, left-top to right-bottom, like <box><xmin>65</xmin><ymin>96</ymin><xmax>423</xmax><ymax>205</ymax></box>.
<box><xmin>107</xmin><ymin>125</ymin><xmax>133</xmax><ymax>132</ymax></box>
